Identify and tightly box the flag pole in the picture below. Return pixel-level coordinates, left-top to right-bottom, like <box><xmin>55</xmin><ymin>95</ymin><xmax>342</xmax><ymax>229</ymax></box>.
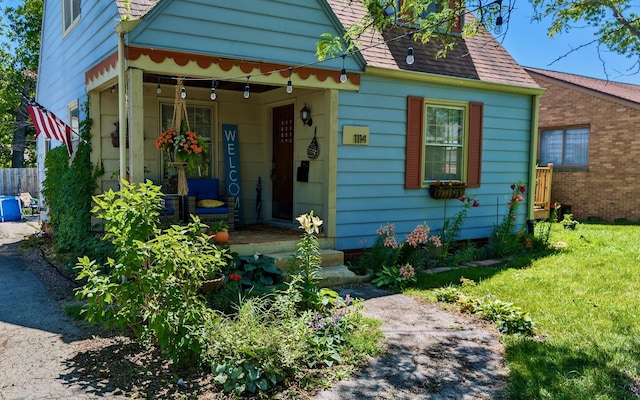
<box><xmin>4</xmin><ymin>80</ymin><xmax>85</xmax><ymax>143</ymax></box>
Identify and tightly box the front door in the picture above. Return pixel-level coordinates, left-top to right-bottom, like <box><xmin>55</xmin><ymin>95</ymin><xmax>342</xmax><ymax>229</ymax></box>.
<box><xmin>271</xmin><ymin>104</ymin><xmax>294</xmax><ymax>220</ymax></box>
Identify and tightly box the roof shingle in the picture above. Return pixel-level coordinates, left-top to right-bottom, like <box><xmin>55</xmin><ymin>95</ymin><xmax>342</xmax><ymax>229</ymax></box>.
<box><xmin>327</xmin><ymin>0</ymin><xmax>539</xmax><ymax>88</ymax></box>
<box><xmin>116</xmin><ymin>0</ymin><xmax>160</xmax><ymax>20</ymax></box>
<box><xmin>525</xmin><ymin>67</ymin><xmax>640</xmax><ymax>105</ymax></box>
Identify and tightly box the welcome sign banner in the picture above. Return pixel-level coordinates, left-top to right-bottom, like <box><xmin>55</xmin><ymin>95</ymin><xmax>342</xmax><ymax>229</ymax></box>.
<box><xmin>222</xmin><ymin>124</ymin><xmax>243</xmax><ymax>227</ymax></box>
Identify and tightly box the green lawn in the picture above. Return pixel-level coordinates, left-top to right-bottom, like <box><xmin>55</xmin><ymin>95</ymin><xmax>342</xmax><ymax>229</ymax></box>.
<box><xmin>408</xmin><ymin>223</ymin><xmax>640</xmax><ymax>399</ymax></box>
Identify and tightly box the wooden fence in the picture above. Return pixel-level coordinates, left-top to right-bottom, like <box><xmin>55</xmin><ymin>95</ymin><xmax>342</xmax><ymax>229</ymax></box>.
<box><xmin>0</xmin><ymin>168</ymin><xmax>39</xmax><ymax>199</ymax></box>
<box><xmin>534</xmin><ymin>163</ymin><xmax>553</xmax><ymax>220</ymax></box>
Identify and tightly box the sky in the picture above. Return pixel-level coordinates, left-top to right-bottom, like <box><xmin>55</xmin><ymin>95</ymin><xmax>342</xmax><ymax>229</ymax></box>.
<box><xmin>495</xmin><ymin>2</ymin><xmax>640</xmax><ymax>85</ymax></box>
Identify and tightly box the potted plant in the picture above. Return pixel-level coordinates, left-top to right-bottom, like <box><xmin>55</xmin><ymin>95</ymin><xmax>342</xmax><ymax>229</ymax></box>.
<box><xmin>561</xmin><ymin>214</ymin><xmax>578</xmax><ymax>229</ymax></box>
<box><xmin>155</xmin><ymin>126</ymin><xmax>206</xmax><ymax>172</ymax></box>
<box><xmin>199</xmin><ymin>269</ymin><xmax>226</xmax><ymax>294</ymax></box>
<box><xmin>209</xmin><ymin>220</ymin><xmax>230</xmax><ymax>243</ymax></box>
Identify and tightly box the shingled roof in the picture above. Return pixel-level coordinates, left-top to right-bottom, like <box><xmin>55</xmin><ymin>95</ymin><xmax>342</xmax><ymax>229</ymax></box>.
<box><xmin>326</xmin><ymin>0</ymin><xmax>539</xmax><ymax>88</ymax></box>
<box><xmin>114</xmin><ymin>0</ymin><xmax>539</xmax><ymax>89</ymax></box>
<box><xmin>525</xmin><ymin>67</ymin><xmax>640</xmax><ymax>105</ymax></box>
<box><xmin>116</xmin><ymin>0</ymin><xmax>160</xmax><ymax>20</ymax></box>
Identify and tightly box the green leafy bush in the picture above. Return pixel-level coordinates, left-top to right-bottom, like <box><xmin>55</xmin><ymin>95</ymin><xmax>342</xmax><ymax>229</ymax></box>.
<box><xmin>41</xmin><ymin>102</ymin><xmax>106</xmax><ymax>263</ymax></box>
<box><xmin>75</xmin><ymin>180</ymin><xmax>230</xmax><ymax>366</ymax></box>
<box><xmin>435</xmin><ymin>284</ymin><xmax>535</xmax><ymax>335</ymax></box>
<box><xmin>232</xmin><ymin>253</ymin><xmax>283</xmax><ymax>294</ymax></box>
<box><xmin>205</xmin><ymin>281</ymin><xmax>378</xmax><ymax>396</ymax></box>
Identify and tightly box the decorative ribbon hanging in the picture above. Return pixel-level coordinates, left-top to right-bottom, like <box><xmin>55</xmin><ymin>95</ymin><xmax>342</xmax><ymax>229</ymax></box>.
<box><xmin>172</xmin><ymin>78</ymin><xmax>190</xmax><ymax>197</ymax></box>
<box><xmin>307</xmin><ymin>127</ymin><xmax>319</xmax><ymax>159</ymax></box>
<box><xmin>172</xmin><ymin>78</ymin><xmax>190</xmax><ymax>133</ymax></box>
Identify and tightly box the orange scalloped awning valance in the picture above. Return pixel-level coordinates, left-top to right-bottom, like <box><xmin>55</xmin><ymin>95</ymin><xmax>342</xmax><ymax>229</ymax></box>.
<box><xmin>85</xmin><ymin>47</ymin><xmax>360</xmax><ymax>87</ymax></box>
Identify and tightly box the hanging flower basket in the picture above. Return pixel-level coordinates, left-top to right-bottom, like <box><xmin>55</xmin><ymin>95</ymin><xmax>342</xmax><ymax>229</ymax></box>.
<box><xmin>428</xmin><ymin>181</ymin><xmax>466</xmax><ymax>200</ymax></box>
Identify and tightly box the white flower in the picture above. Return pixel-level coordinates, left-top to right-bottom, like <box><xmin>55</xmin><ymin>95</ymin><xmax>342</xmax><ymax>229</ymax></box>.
<box><xmin>296</xmin><ymin>210</ymin><xmax>323</xmax><ymax>235</ymax></box>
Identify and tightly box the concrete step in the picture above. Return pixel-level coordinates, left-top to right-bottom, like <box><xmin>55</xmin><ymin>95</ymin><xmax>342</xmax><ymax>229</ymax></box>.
<box><xmin>317</xmin><ymin>264</ymin><xmax>373</xmax><ymax>287</ymax></box>
<box><xmin>266</xmin><ymin>248</ymin><xmax>345</xmax><ymax>271</ymax></box>
<box><xmin>264</xmin><ymin>249</ymin><xmax>370</xmax><ymax>287</ymax></box>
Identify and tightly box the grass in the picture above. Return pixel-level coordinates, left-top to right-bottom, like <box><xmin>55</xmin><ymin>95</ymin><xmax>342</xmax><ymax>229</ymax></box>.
<box><xmin>408</xmin><ymin>223</ymin><xmax>640</xmax><ymax>400</ymax></box>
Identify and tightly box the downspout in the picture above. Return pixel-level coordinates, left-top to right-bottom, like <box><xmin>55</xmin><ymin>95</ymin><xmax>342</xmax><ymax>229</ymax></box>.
<box><xmin>527</xmin><ymin>93</ymin><xmax>541</xmax><ymax>232</ymax></box>
<box><xmin>117</xmin><ymin>30</ymin><xmax>127</xmax><ymax>182</ymax></box>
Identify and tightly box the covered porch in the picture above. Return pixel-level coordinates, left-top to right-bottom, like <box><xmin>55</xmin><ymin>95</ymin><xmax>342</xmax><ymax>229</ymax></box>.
<box><xmin>84</xmin><ymin>46</ymin><xmax>361</xmax><ymax>248</ymax></box>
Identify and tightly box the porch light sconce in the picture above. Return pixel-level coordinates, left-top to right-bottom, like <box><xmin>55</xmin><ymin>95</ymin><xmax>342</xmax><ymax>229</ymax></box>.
<box><xmin>300</xmin><ymin>103</ymin><xmax>313</xmax><ymax>126</ymax></box>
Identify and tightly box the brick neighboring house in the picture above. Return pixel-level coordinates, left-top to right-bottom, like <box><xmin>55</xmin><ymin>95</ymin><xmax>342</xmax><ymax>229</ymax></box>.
<box><xmin>525</xmin><ymin>67</ymin><xmax>640</xmax><ymax>223</ymax></box>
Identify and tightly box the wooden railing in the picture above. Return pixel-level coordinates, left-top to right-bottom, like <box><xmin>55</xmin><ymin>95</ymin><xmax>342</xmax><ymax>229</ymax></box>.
<box><xmin>534</xmin><ymin>163</ymin><xmax>553</xmax><ymax>220</ymax></box>
<box><xmin>0</xmin><ymin>168</ymin><xmax>39</xmax><ymax>199</ymax></box>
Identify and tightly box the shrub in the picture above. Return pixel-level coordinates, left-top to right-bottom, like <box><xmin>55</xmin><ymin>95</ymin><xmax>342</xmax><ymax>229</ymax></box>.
<box><xmin>205</xmin><ymin>280</ymin><xmax>378</xmax><ymax>396</ymax></box>
<box><xmin>41</xmin><ymin>101</ymin><xmax>107</xmax><ymax>264</ymax></box>
<box><xmin>75</xmin><ymin>180</ymin><xmax>230</xmax><ymax>366</ymax></box>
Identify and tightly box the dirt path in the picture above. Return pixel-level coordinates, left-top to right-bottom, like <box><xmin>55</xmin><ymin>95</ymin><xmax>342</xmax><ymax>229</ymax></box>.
<box><xmin>0</xmin><ymin>220</ymin><xmax>508</xmax><ymax>399</ymax></box>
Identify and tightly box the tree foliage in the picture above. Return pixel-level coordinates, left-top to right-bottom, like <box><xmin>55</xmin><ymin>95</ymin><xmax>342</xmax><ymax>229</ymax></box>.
<box><xmin>318</xmin><ymin>0</ymin><xmax>640</xmax><ymax>75</ymax></box>
<box><xmin>532</xmin><ymin>0</ymin><xmax>640</xmax><ymax>65</ymax></box>
<box><xmin>0</xmin><ymin>0</ymin><xmax>43</xmax><ymax>167</ymax></box>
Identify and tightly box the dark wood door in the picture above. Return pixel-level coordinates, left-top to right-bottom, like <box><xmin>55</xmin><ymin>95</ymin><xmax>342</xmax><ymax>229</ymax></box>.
<box><xmin>272</xmin><ymin>104</ymin><xmax>294</xmax><ymax>220</ymax></box>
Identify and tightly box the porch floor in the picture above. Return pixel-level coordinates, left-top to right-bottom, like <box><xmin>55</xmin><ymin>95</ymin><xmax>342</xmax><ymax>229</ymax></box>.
<box><xmin>227</xmin><ymin>224</ymin><xmax>303</xmax><ymax>245</ymax></box>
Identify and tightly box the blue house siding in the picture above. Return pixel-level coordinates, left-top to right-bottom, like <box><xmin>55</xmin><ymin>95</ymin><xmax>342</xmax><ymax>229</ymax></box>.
<box><xmin>334</xmin><ymin>74</ymin><xmax>534</xmax><ymax>250</ymax></box>
<box><xmin>128</xmin><ymin>0</ymin><xmax>362</xmax><ymax>73</ymax></box>
<box><xmin>38</xmin><ymin>0</ymin><xmax>119</xmax><ymax>115</ymax></box>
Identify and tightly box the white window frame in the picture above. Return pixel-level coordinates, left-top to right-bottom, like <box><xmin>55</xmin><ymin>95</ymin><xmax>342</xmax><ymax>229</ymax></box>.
<box><xmin>62</xmin><ymin>0</ymin><xmax>81</xmax><ymax>34</ymax></box>
<box><xmin>422</xmin><ymin>100</ymin><xmax>468</xmax><ymax>184</ymax></box>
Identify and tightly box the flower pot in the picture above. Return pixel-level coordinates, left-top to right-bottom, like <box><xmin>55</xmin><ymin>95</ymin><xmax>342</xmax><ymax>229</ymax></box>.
<box><xmin>429</xmin><ymin>186</ymin><xmax>466</xmax><ymax>200</ymax></box>
<box><xmin>212</xmin><ymin>230</ymin><xmax>229</xmax><ymax>243</ymax></box>
<box><xmin>198</xmin><ymin>273</ymin><xmax>225</xmax><ymax>294</ymax></box>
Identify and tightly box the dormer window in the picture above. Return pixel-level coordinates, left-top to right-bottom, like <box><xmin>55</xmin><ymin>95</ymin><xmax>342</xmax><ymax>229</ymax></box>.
<box><xmin>62</xmin><ymin>0</ymin><xmax>80</xmax><ymax>34</ymax></box>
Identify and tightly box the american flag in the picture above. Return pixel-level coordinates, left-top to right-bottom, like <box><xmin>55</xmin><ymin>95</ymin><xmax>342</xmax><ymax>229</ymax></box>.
<box><xmin>27</xmin><ymin>104</ymin><xmax>74</xmax><ymax>156</ymax></box>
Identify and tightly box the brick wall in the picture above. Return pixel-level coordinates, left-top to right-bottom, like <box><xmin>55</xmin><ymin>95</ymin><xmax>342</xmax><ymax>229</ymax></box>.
<box><xmin>533</xmin><ymin>75</ymin><xmax>640</xmax><ymax>222</ymax></box>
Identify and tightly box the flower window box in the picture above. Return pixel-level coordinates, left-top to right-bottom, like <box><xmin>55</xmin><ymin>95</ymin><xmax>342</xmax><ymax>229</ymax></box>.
<box><xmin>428</xmin><ymin>181</ymin><xmax>466</xmax><ymax>200</ymax></box>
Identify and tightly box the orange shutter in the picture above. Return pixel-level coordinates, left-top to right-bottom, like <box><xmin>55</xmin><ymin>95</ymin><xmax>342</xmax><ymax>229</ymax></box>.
<box><xmin>405</xmin><ymin>96</ymin><xmax>424</xmax><ymax>189</ymax></box>
<box><xmin>467</xmin><ymin>102</ymin><xmax>483</xmax><ymax>188</ymax></box>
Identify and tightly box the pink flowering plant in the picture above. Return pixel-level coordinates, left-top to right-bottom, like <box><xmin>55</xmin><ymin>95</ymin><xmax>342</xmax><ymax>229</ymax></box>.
<box><xmin>371</xmin><ymin>263</ymin><xmax>417</xmax><ymax>292</ymax></box>
<box><xmin>360</xmin><ymin>222</ymin><xmax>442</xmax><ymax>291</ymax></box>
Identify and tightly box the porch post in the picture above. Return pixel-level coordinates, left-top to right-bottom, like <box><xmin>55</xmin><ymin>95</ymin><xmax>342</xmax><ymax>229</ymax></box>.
<box><xmin>128</xmin><ymin>68</ymin><xmax>145</xmax><ymax>183</ymax></box>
